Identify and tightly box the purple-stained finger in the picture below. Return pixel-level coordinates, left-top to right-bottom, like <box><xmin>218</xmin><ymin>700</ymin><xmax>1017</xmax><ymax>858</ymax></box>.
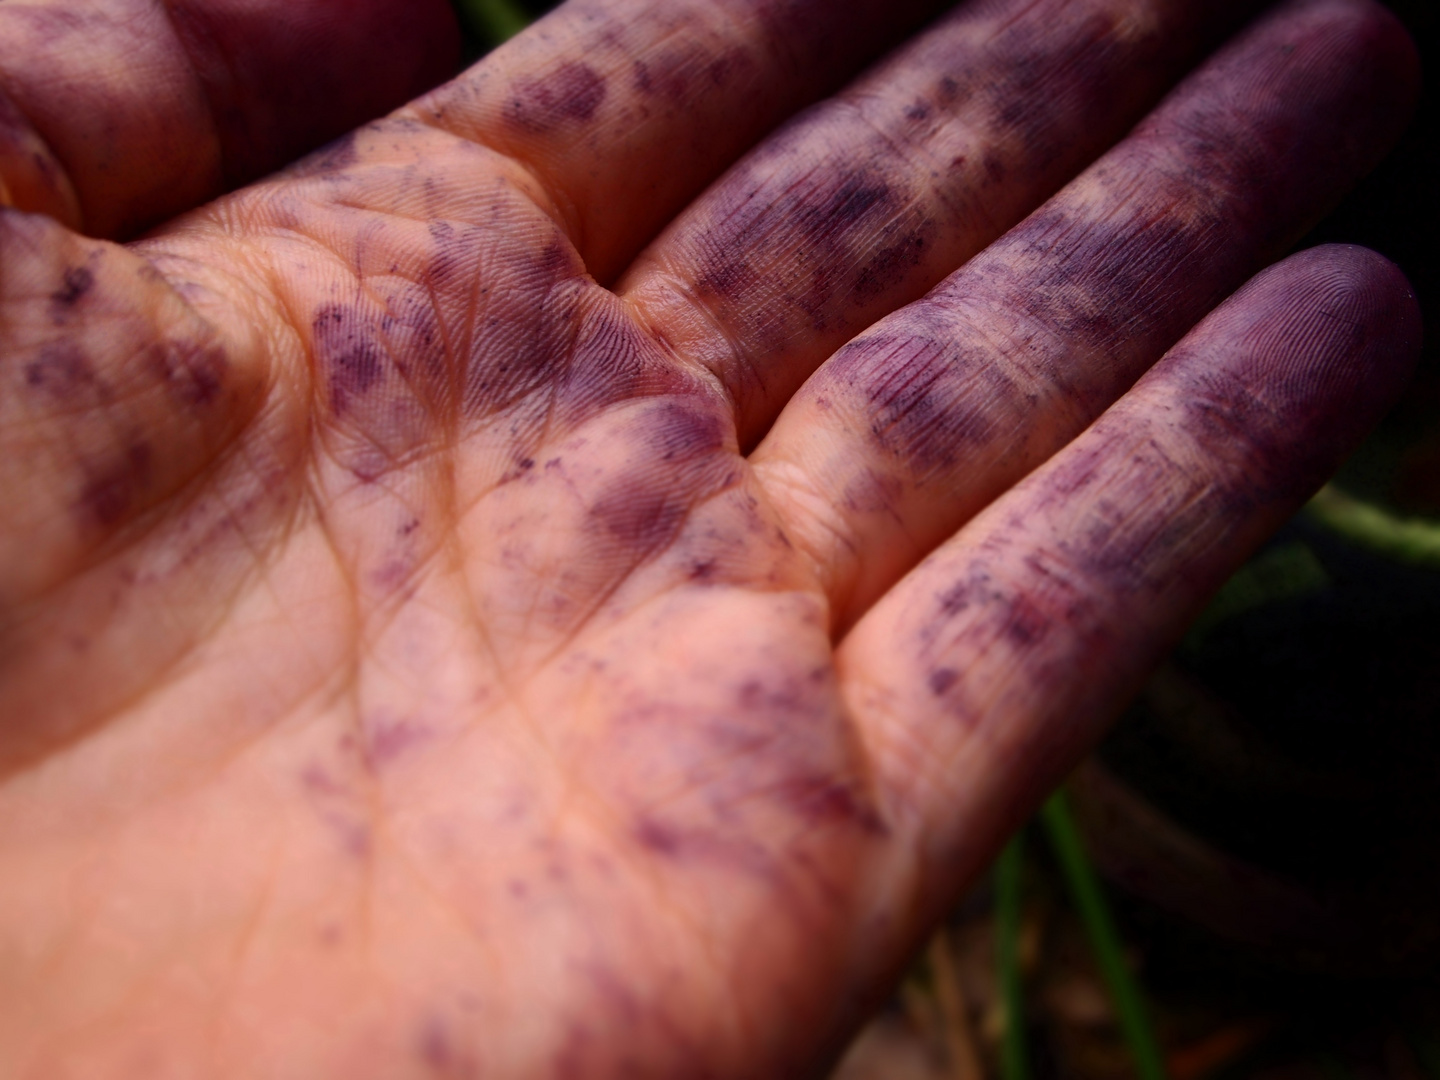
<box><xmin>0</xmin><ymin>0</ymin><xmax>459</xmax><ymax>237</ymax></box>
<box><xmin>749</xmin><ymin>0</ymin><xmax>1418</xmax><ymax>627</ymax></box>
<box><xmin>0</xmin><ymin>206</ymin><xmax>296</xmax><ymax>775</ymax></box>
<box><xmin>839</xmin><ymin>244</ymin><xmax>1420</xmax><ymax>933</ymax></box>
<box><xmin>620</xmin><ymin>0</ymin><xmax>1259</xmax><ymax>444</ymax></box>
<box><xmin>405</xmin><ymin>0</ymin><xmax>952</xmax><ymax>282</ymax></box>
<box><xmin>0</xmin><ymin>210</ymin><xmax>271</xmax><ymax>605</ymax></box>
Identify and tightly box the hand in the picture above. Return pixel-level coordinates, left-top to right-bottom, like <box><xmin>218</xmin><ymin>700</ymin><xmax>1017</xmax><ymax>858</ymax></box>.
<box><xmin>0</xmin><ymin>0</ymin><xmax>1420</xmax><ymax>1075</ymax></box>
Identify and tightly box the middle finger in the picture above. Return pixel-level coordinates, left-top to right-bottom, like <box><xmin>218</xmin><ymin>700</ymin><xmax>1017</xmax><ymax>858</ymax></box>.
<box><xmin>619</xmin><ymin>0</ymin><xmax>1257</xmax><ymax>445</ymax></box>
<box><xmin>754</xmin><ymin>0</ymin><xmax>1417</xmax><ymax>627</ymax></box>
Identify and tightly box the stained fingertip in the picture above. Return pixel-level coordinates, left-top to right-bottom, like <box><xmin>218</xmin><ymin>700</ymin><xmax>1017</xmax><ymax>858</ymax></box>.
<box><xmin>836</xmin><ymin>244</ymin><xmax>1420</xmax><ymax>909</ymax></box>
<box><xmin>1162</xmin><ymin>243</ymin><xmax>1421</xmax><ymax>492</ymax></box>
<box><xmin>0</xmin><ymin>208</ymin><xmax>266</xmax><ymax>603</ymax></box>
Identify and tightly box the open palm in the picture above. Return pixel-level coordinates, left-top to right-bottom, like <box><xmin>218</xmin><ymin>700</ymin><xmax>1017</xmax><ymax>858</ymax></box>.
<box><xmin>0</xmin><ymin>0</ymin><xmax>1421</xmax><ymax>1075</ymax></box>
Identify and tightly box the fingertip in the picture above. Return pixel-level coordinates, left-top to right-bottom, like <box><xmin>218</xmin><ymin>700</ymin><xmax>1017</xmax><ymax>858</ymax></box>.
<box><xmin>1153</xmin><ymin>243</ymin><xmax>1423</xmax><ymax>508</ymax></box>
<box><xmin>1311</xmin><ymin>0</ymin><xmax>1420</xmax><ymax>149</ymax></box>
<box><xmin>1231</xmin><ymin>243</ymin><xmax>1421</xmax><ymax>414</ymax></box>
<box><xmin>1271</xmin><ymin>0</ymin><xmax>1420</xmax><ymax>110</ymax></box>
<box><xmin>1343</xmin><ymin>0</ymin><xmax>1422</xmax><ymax>109</ymax></box>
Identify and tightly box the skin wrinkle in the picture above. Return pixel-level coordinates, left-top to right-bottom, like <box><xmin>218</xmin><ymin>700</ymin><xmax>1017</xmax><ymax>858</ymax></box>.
<box><xmin>403</xmin><ymin>102</ymin><xmax>590</xmax><ymax>263</ymax></box>
<box><xmin>199</xmin><ymin>833</ymin><xmax>283</xmax><ymax>1071</ymax></box>
<box><xmin>838</xmin><ymin>93</ymin><xmax>1004</xmax><ymax>239</ymax></box>
<box><xmin>260</xmin><ymin>192</ymin><xmax>537</xmax><ymax>452</ymax></box>
<box><xmin>516</xmin><ymin>455</ymin><xmax>748</xmax><ymax>678</ymax></box>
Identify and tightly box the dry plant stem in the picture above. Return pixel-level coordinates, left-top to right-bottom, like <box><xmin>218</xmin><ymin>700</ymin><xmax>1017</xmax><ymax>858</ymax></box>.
<box><xmin>927</xmin><ymin>930</ymin><xmax>985</xmax><ymax>1080</ymax></box>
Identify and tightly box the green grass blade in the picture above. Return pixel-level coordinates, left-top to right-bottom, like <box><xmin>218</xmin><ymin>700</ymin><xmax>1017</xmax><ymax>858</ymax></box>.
<box><xmin>1403</xmin><ymin>1024</ymin><xmax>1440</xmax><ymax>1080</ymax></box>
<box><xmin>995</xmin><ymin>831</ymin><xmax>1031</xmax><ymax>1080</ymax></box>
<box><xmin>1306</xmin><ymin>484</ymin><xmax>1440</xmax><ymax>567</ymax></box>
<box><xmin>1042</xmin><ymin>791</ymin><xmax>1168</xmax><ymax>1080</ymax></box>
<box><xmin>1314</xmin><ymin>1050</ymin><xmax>1356</xmax><ymax>1080</ymax></box>
<box><xmin>452</xmin><ymin>0</ymin><xmax>532</xmax><ymax>46</ymax></box>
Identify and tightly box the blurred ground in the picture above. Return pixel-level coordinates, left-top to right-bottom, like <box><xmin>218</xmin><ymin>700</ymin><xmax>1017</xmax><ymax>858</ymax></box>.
<box><xmin>831</xmin><ymin>851</ymin><xmax>1440</xmax><ymax>1080</ymax></box>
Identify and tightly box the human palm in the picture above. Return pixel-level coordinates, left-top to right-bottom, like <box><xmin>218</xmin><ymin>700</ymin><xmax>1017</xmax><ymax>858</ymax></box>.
<box><xmin>0</xmin><ymin>0</ymin><xmax>1422</xmax><ymax>1075</ymax></box>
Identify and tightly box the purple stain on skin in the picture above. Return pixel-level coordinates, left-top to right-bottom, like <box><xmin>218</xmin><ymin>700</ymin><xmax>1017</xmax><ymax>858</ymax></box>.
<box><xmin>852</xmin><ymin>230</ymin><xmax>929</xmax><ymax>300</ymax></box>
<box><xmin>79</xmin><ymin>439</ymin><xmax>152</xmax><ymax>526</ymax></box>
<box><xmin>631</xmin><ymin>58</ymin><xmax>656</xmax><ymax>94</ymax></box>
<box><xmin>299</xmin><ymin>764</ymin><xmax>372</xmax><ymax>858</ymax></box>
<box><xmin>824</xmin><ymin>313</ymin><xmax>1022</xmax><ymax>478</ymax></box>
<box><xmin>647</xmin><ymin>399</ymin><xmax>726</xmax><ymax>461</ymax></box>
<box><xmin>903</xmin><ymin>98</ymin><xmax>932</xmax><ymax>122</ymax></box>
<box><xmin>505</xmin><ymin>61</ymin><xmax>608</xmax><ymax>133</ymax></box>
<box><xmin>300</xmin><ymin>764</ymin><xmax>343</xmax><ymax>797</ymax></box>
<box><xmin>417</xmin><ymin>1018</ymin><xmax>479</xmax><ymax>1078</ymax></box>
<box><xmin>553</xmin><ymin>298</ymin><xmax>694</xmax><ymax>418</ymax></box>
<box><xmin>589</xmin><ymin>478</ymin><xmax>691</xmax><ymax>552</ymax></box>
<box><xmin>360</xmin><ymin>714</ymin><xmax>432</xmax><ymax>769</ymax></box>
<box><xmin>630</xmin><ymin>814</ymin><xmax>782</xmax><ymax>885</ymax></box>
<box><xmin>23</xmin><ymin>342</ymin><xmax>100</xmax><ymax>397</ymax></box>
<box><xmin>1001</xmin><ymin>593</ymin><xmax>1051</xmax><ymax>647</ymax></box>
<box><xmin>584</xmin><ymin>399</ymin><xmax>730</xmax><ymax>553</ymax></box>
<box><xmin>459</xmin><ymin>237</ymin><xmax>588</xmax><ymax>419</ymax></box>
<box><xmin>770</xmin><ymin>773</ymin><xmax>887</xmax><ymax>834</ymax></box>
<box><xmin>312</xmin><ymin>302</ymin><xmax>384</xmax><ymax>416</ymax></box>
<box><xmin>692</xmin><ymin>166</ymin><xmax>903</xmax><ymax>309</ymax></box>
<box><xmin>624</xmin><ymin>658</ymin><xmax>887</xmax><ymax>878</ymax></box>
<box><xmin>146</xmin><ymin>339</ymin><xmax>229</xmax><ymax>408</ymax></box>
<box><xmin>695</xmin><ymin>254</ymin><xmax>751</xmax><ymax>298</ymax></box>
<box><xmin>50</xmin><ymin>265</ymin><xmax>93</xmax><ymax>305</ymax></box>
<box><xmin>796</xmin><ymin>175</ymin><xmax>895</xmax><ymax>243</ymax></box>
<box><xmin>634</xmin><ymin>818</ymin><xmax>684</xmax><ymax>857</ymax></box>
<box><xmin>687</xmin><ymin>152</ymin><xmax>936</xmax><ymax>355</ymax></box>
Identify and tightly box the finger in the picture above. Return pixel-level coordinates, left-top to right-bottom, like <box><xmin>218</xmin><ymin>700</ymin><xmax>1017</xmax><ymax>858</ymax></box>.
<box><xmin>841</xmin><ymin>244</ymin><xmax>1420</xmax><ymax>927</ymax></box>
<box><xmin>619</xmin><ymin>0</ymin><xmax>1259</xmax><ymax>444</ymax></box>
<box><xmin>403</xmin><ymin>0</ymin><xmax>953</xmax><ymax>282</ymax></box>
<box><xmin>0</xmin><ymin>207</ymin><xmax>264</xmax><ymax>596</ymax></box>
<box><xmin>750</xmin><ymin>0</ymin><xmax>1418</xmax><ymax>626</ymax></box>
<box><xmin>0</xmin><ymin>210</ymin><xmax>267</xmax><ymax>607</ymax></box>
<box><xmin>0</xmin><ymin>208</ymin><xmax>291</xmax><ymax>771</ymax></box>
<box><xmin>0</xmin><ymin>0</ymin><xmax>459</xmax><ymax>238</ymax></box>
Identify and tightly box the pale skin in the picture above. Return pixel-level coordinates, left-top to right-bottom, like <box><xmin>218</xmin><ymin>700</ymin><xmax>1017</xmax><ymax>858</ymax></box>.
<box><xmin>0</xmin><ymin>0</ymin><xmax>1423</xmax><ymax>1074</ymax></box>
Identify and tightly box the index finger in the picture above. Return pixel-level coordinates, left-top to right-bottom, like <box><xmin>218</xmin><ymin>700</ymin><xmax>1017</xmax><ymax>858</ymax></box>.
<box><xmin>404</xmin><ymin>0</ymin><xmax>954</xmax><ymax>282</ymax></box>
